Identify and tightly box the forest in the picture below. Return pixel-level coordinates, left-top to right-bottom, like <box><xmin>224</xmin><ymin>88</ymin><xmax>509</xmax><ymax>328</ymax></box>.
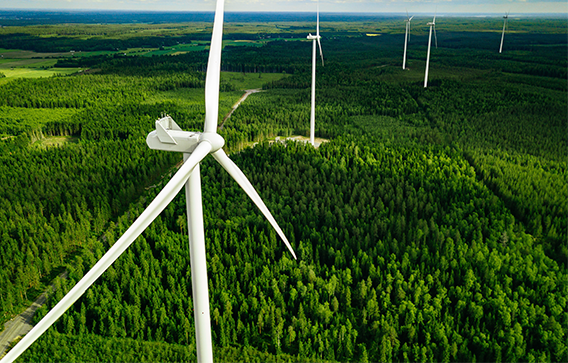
<box><xmin>0</xmin><ymin>12</ymin><xmax>566</xmax><ymax>362</ymax></box>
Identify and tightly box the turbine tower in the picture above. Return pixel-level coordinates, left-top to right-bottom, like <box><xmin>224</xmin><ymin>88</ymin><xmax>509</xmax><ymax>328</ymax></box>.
<box><xmin>499</xmin><ymin>12</ymin><xmax>509</xmax><ymax>53</ymax></box>
<box><xmin>306</xmin><ymin>1</ymin><xmax>324</xmax><ymax>146</ymax></box>
<box><xmin>0</xmin><ymin>0</ymin><xmax>296</xmax><ymax>362</ymax></box>
<box><xmin>424</xmin><ymin>13</ymin><xmax>437</xmax><ymax>88</ymax></box>
<box><xmin>402</xmin><ymin>10</ymin><xmax>414</xmax><ymax>70</ymax></box>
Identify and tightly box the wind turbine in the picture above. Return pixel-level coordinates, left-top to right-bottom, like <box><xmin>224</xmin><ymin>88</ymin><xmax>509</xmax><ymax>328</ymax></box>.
<box><xmin>402</xmin><ymin>10</ymin><xmax>414</xmax><ymax>70</ymax></box>
<box><xmin>499</xmin><ymin>11</ymin><xmax>509</xmax><ymax>53</ymax></box>
<box><xmin>0</xmin><ymin>0</ymin><xmax>296</xmax><ymax>362</ymax></box>
<box><xmin>306</xmin><ymin>1</ymin><xmax>324</xmax><ymax>146</ymax></box>
<box><xmin>424</xmin><ymin>12</ymin><xmax>437</xmax><ymax>88</ymax></box>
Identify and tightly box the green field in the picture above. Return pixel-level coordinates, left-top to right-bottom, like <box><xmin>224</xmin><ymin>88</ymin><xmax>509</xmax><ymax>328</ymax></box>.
<box><xmin>0</xmin><ymin>67</ymin><xmax>80</xmax><ymax>78</ymax></box>
<box><xmin>32</xmin><ymin>135</ymin><xmax>80</xmax><ymax>148</ymax></box>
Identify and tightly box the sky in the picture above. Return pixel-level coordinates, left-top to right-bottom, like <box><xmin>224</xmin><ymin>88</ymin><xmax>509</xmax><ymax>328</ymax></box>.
<box><xmin>1</xmin><ymin>0</ymin><xmax>566</xmax><ymax>14</ymax></box>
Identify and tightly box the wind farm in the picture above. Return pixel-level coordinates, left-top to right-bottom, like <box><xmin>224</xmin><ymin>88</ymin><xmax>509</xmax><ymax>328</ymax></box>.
<box><xmin>0</xmin><ymin>5</ymin><xmax>566</xmax><ymax>363</ymax></box>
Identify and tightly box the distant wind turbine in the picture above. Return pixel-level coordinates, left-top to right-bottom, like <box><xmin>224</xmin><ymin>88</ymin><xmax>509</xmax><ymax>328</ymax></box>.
<box><xmin>402</xmin><ymin>10</ymin><xmax>414</xmax><ymax>70</ymax></box>
<box><xmin>0</xmin><ymin>0</ymin><xmax>296</xmax><ymax>362</ymax></box>
<box><xmin>306</xmin><ymin>1</ymin><xmax>324</xmax><ymax>146</ymax></box>
<box><xmin>424</xmin><ymin>12</ymin><xmax>437</xmax><ymax>88</ymax></box>
<box><xmin>499</xmin><ymin>12</ymin><xmax>509</xmax><ymax>53</ymax></box>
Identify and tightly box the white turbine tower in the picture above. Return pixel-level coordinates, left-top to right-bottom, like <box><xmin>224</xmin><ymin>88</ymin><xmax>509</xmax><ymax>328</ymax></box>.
<box><xmin>499</xmin><ymin>12</ymin><xmax>509</xmax><ymax>53</ymax></box>
<box><xmin>306</xmin><ymin>1</ymin><xmax>324</xmax><ymax>146</ymax></box>
<box><xmin>423</xmin><ymin>13</ymin><xmax>437</xmax><ymax>88</ymax></box>
<box><xmin>0</xmin><ymin>0</ymin><xmax>296</xmax><ymax>362</ymax></box>
<box><xmin>402</xmin><ymin>10</ymin><xmax>414</xmax><ymax>70</ymax></box>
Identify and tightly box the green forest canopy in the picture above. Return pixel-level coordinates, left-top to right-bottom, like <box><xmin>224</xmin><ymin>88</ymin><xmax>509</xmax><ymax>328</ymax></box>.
<box><xmin>0</xmin><ymin>16</ymin><xmax>566</xmax><ymax>362</ymax></box>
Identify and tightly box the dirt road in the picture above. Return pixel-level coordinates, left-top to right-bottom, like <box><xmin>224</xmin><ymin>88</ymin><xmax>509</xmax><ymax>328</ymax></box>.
<box><xmin>218</xmin><ymin>88</ymin><xmax>262</xmax><ymax>130</ymax></box>
<box><xmin>0</xmin><ymin>272</ymin><xmax>67</xmax><ymax>358</ymax></box>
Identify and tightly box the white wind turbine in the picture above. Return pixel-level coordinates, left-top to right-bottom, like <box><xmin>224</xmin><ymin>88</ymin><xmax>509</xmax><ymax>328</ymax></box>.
<box><xmin>0</xmin><ymin>0</ymin><xmax>296</xmax><ymax>362</ymax></box>
<box><xmin>423</xmin><ymin>12</ymin><xmax>438</xmax><ymax>88</ymax></box>
<box><xmin>402</xmin><ymin>10</ymin><xmax>414</xmax><ymax>70</ymax></box>
<box><xmin>306</xmin><ymin>1</ymin><xmax>324</xmax><ymax>146</ymax></box>
<box><xmin>499</xmin><ymin>12</ymin><xmax>509</xmax><ymax>53</ymax></box>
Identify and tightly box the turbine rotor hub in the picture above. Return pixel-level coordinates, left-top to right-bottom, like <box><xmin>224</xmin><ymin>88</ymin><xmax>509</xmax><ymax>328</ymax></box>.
<box><xmin>200</xmin><ymin>132</ymin><xmax>225</xmax><ymax>152</ymax></box>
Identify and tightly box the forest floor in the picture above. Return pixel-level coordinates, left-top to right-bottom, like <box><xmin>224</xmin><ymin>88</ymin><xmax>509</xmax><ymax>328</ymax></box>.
<box><xmin>0</xmin><ymin>272</ymin><xmax>68</xmax><ymax>358</ymax></box>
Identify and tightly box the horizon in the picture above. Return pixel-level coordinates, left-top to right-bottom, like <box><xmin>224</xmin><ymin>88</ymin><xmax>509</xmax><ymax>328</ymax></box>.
<box><xmin>1</xmin><ymin>0</ymin><xmax>567</xmax><ymax>14</ymax></box>
<box><xmin>0</xmin><ymin>8</ymin><xmax>566</xmax><ymax>17</ymax></box>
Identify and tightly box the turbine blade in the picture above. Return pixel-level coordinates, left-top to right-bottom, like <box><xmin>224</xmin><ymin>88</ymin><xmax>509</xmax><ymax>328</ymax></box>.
<box><xmin>1</xmin><ymin>141</ymin><xmax>212</xmax><ymax>363</ymax></box>
<box><xmin>316</xmin><ymin>0</ymin><xmax>323</xmax><ymax>65</ymax></box>
<box><xmin>212</xmin><ymin>148</ymin><xmax>297</xmax><ymax>259</ymax></box>
<box><xmin>317</xmin><ymin>37</ymin><xmax>324</xmax><ymax>66</ymax></box>
<box><xmin>316</xmin><ymin>1</ymin><xmax>320</xmax><ymax>37</ymax></box>
<box><xmin>434</xmin><ymin>25</ymin><xmax>438</xmax><ymax>49</ymax></box>
<box><xmin>406</xmin><ymin>8</ymin><xmax>409</xmax><ymax>20</ymax></box>
<box><xmin>203</xmin><ymin>0</ymin><xmax>226</xmax><ymax>133</ymax></box>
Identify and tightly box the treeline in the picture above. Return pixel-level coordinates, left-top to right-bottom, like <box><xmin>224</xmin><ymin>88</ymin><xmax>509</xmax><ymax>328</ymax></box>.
<box><xmin>466</xmin><ymin>149</ymin><xmax>568</xmax><ymax>267</ymax></box>
<box><xmin>0</xmin><ymin>107</ymin><xmax>78</xmax><ymax>141</ymax></box>
<box><xmin>0</xmin><ymin>33</ymin><xmax>195</xmax><ymax>52</ymax></box>
<box><xmin>29</xmin><ymin>139</ymin><xmax>567</xmax><ymax>362</ymax></box>
<box><xmin>94</xmin><ymin>43</ymin><xmax>304</xmax><ymax>76</ymax></box>
<box><xmin>429</xmin><ymin>48</ymin><xmax>568</xmax><ymax>79</ymax></box>
<box><xmin>50</xmin><ymin>31</ymin><xmax>566</xmax><ymax>82</ymax></box>
<box><xmin>405</xmin><ymin>78</ymin><xmax>566</xmax><ymax>161</ymax></box>
<box><xmin>0</xmin><ymin>72</ymin><xmax>203</xmax><ymax>109</ymax></box>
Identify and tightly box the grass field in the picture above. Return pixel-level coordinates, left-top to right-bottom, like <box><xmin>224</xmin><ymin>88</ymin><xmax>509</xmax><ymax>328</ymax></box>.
<box><xmin>32</xmin><ymin>135</ymin><xmax>80</xmax><ymax>148</ymax></box>
<box><xmin>0</xmin><ymin>48</ymin><xmax>73</xmax><ymax>59</ymax></box>
<box><xmin>0</xmin><ymin>59</ymin><xmax>58</xmax><ymax>68</ymax></box>
<box><xmin>0</xmin><ymin>67</ymin><xmax>80</xmax><ymax>79</ymax></box>
<box><xmin>0</xmin><ymin>48</ymin><xmax>82</xmax><ymax>79</ymax></box>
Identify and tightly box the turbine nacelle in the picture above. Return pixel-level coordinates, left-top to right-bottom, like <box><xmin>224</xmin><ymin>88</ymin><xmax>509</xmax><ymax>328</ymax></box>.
<box><xmin>307</xmin><ymin>33</ymin><xmax>320</xmax><ymax>40</ymax></box>
<box><xmin>146</xmin><ymin>116</ymin><xmax>225</xmax><ymax>154</ymax></box>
